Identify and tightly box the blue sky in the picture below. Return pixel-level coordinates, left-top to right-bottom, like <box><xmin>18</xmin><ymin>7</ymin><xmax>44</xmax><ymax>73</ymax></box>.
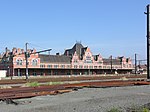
<box><xmin>0</xmin><ymin>0</ymin><xmax>149</xmax><ymax>60</ymax></box>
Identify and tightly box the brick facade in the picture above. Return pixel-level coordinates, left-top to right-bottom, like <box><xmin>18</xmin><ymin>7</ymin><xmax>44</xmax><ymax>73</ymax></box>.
<box><xmin>0</xmin><ymin>43</ymin><xmax>134</xmax><ymax>76</ymax></box>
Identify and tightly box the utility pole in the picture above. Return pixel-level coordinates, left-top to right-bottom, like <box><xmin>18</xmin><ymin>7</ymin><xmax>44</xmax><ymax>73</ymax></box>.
<box><xmin>135</xmin><ymin>53</ymin><xmax>137</xmax><ymax>74</ymax></box>
<box><xmin>110</xmin><ymin>55</ymin><xmax>113</xmax><ymax>74</ymax></box>
<box><xmin>25</xmin><ymin>43</ymin><xmax>29</xmax><ymax>80</ymax></box>
<box><xmin>145</xmin><ymin>5</ymin><xmax>150</xmax><ymax>79</ymax></box>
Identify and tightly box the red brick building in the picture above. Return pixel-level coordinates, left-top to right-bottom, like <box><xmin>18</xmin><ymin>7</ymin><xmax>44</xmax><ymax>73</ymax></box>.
<box><xmin>0</xmin><ymin>43</ymin><xmax>134</xmax><ymax>77</ymax></box>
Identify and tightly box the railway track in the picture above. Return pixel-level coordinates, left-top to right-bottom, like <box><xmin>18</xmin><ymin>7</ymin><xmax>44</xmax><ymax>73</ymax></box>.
<box><xmin>0</xmin><ymin>78</ymin><xmax>150</xmax><ymax>100</ymax></box>
<box><xmin>0</xmin><ymin>74</ymin><xmax>146</xmax><ymax>85</ymax></box>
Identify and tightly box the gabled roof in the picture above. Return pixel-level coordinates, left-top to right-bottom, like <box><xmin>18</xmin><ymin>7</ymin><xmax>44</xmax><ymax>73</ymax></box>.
<box><xmin>39</xmin><ymin>54</ymin><xmax>71</xmax><ymax>64</ymax></box>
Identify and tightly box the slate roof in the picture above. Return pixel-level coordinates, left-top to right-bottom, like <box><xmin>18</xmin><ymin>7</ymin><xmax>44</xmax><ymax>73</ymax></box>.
<box><xmin>103</xmin><ymin>59</ymin><xmax>121</xmax><ymax>65</ymax></box>
<box><xmin>64</xmin><ymin>42</ymin><xmax>87</xmax><ymax>59</ymax></box>
<box><xmin>39</xmin><ymin>54</ymin><xmax>71</xmax><ymax>64</ymax></box>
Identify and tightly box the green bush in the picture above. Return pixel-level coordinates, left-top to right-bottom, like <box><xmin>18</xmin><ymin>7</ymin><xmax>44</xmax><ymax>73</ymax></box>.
<box><xmin>128</xmin><ymin>105</ymin><xmax>150</xmax><ymax>112</ymax></box>
<box><xmin>142</xmin><ymin>108</ymin><xmax>150</xmax><ymax>112</ymax></box>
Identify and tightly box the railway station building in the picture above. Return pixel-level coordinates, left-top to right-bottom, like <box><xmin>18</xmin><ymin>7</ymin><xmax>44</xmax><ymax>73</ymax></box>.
<box><xmin>0</xmin><ymin>42</ymin><xmax>134</xmax><ymax>77</ymax></box>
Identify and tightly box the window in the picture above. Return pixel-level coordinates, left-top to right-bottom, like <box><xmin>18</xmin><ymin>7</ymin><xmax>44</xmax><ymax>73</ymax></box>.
<box><xmin>74</xmin><ymin>65</ymin><xmax>78</xmax><ymax>68</ymax></box>
<box><xmin>32</xmin><ymin>59</ymin><xmax>38</xmax><ymax>66</ymax></box>
<box><xmin>16</xmin><ymin>60</ymin><xmax>19</xmax><ymax>65</ymax></box>
<box><xmin>89</xmin><ymin>66</ymin><xmax>93</xmax><ymax>69</ymax></box>
<box><xmin>16</xmin><ymin>59</ymin><xmax>23</xmax><ymax>65</ymax></box>
<box><xmin>99</xmin><ymin>66</ymin><xmax>102</xmax><ymax>69</ymax></box>
<box><xmin>47</xmin><ymin>65</ymin><xmax>52</xmax><ymax>68</ymax></box>
<box><xmin>79</xmin><ymin>65</ymin><xmax>83</xmax><ymax>69</ymax></box>
<box><xmin>54</xmin><ymin>65</ymin><xmax>58</xmax><ymax>68</ymax></box>
<box><xmin>20</xmin><ymin>60</ymin><xmax>23</xmax><ymax>65</ymax></box>
<box><xmin>40</xmin><ymin>72</ymin><xmax>44</xmax><ymax>76</ymax></box>
<box><xmin>40</xmin><ymin>64</ymin><xmax>45</xmax><ymax>68</ymax></box>
<box><xmin>61</xmin><ymin>65</ymin><xmax>65</xmax><ymax>68</ymax></box>
<box><xmin>85</xmin><ymin>56</ymin><xmax>92</xmax><ymax>63</ymax></box>
<box><xmin>94</xmin><ymin>66</ymin><xmax>97</xmax><ymax>69</ymax></box>
<box><xmin>84</xmin><ymin>66</ymin><xmax>88</xmax><ymax>69</ymax></box>
<box><xmin>32</xmin><ymin>72</ymin><xmax>37</xmax><ymax>76</ymax></box>
<box><xmin>67</xmin><ymin>65</ymin><xmax>70</xmax><ymax>68</ymax></box>
<box><xmin>74</xmin><ymin>59</ymin><xmax>78</xmax><ymax>63</ymax></box>
<box><xmin>107</xmin><ymin>66</ymin><xmax>110</xmax><ymax>69</ymax></box>
<box><xmin>99</xmin><ymin>61</ymin><xmax>103</xmax><ymax>64</ymax></box>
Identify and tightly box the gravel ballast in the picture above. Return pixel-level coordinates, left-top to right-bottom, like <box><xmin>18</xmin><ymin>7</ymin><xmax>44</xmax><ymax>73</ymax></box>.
<box><xmin>0</xmin><ymin>85</ymin><xmax>150</xmax><ymax>112</ymax></box>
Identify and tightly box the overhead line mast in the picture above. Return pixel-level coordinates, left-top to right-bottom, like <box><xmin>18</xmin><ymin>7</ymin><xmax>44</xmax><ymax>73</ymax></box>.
<box><xmin>25</xmin><ymin>43</ymin><xmax>29</xmax><ymax>80</ymax></box>
<box><xmin>145</xmin><ymin>5</ymin><xmax>150</xmax><ymax>79</ymax></box>
<box><xmin>25</xmin><ymin>43</ymin><xmax>52</xmax><ymax>80</ymax></box>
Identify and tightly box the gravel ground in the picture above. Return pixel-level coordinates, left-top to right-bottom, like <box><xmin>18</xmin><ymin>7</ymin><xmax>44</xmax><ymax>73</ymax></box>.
<box><xmin>1</xmin><ymin>85</ymin><xmax>150</xmax><ymax>112</ymax></box>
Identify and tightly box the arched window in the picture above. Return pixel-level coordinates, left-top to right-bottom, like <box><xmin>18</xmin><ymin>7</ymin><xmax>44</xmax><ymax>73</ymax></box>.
<box><xmin>32</xmin><ymin>59</ymin><xmax>38</xmax><ymax>66</ymax></box>
<box><xmin>20</xmin><ymin>60</ymin><xmax>23</xmax><ymax>65</ymax></box>
<box><xmin>16</xmin><ymin>59</ymin><xmax>23</xmax><ymax>65</ymax></box>
<box><xmin>16</xmin><ymin>59</ymin><xmax>20</xmax><ymax>65</ymax></box>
